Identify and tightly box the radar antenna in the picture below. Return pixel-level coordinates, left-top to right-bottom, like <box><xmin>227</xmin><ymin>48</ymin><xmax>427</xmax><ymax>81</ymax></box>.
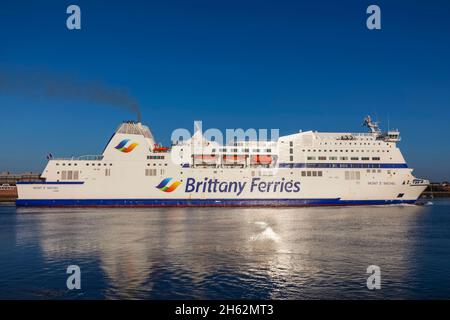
<box><xmin>363</xmin><ymin>115</ymin><xmax>381</xmax><ymax>134</ymax></box>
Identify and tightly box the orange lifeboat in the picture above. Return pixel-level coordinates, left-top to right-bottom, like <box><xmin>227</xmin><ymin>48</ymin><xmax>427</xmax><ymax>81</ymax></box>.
<box><xmin>153</xmin><ymin>144</ymin><xmax>170</xmax><ymax>152</ymax></box>
<box><xmin>251</xmin><ymin>155</ymin><xmax>272</xmax><ymax>165</ymax></box>
<box><xmin>223</xmin><ymin>155</ymin><xmax>246</xmax><ymax>163</ymax></box>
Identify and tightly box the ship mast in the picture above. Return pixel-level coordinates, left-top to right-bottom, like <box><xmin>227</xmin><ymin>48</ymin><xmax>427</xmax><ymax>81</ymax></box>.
<box><xmin>363</xmin><ymin>115</ymin><xmax>401</xmax><ymax>142</ymax></box>
<box><xmin>363</xmin><ymin>115</ymin><xmax>381</xmax><ymax>134</ymax></box>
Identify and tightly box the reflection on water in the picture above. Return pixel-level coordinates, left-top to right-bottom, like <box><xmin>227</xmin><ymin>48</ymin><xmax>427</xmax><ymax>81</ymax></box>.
<box><xmin>1</xmin><ymin>202</ymin><xmax>450</xmax><ymax>299</ymax></box>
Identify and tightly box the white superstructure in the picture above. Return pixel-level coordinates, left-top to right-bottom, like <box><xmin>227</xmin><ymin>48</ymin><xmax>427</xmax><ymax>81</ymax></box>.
<box><xmin>16</xmin><ymin>117</ymin><xmax>428</xmax><ymax>207</ymax></box>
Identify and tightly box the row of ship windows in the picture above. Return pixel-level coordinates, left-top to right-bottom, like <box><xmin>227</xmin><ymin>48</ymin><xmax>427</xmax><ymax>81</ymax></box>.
<box><xmin>230</xmin><ymin>141</ymin><xmax>276</xmax><ymax>146</ymax></box>
<box><xmin>344</xmin><ymin>170</ymin><xmax>394</xmax><ymax>179</ymax></box>
<box><xmin>143</xmin><ymin>169</ymin><xmax>369</xmax><ymax>178</ymax></box>
<box><xmin>301</xmin><ymin>171</ymin><xmax>323</xmax><ymax>177</ymax></box>
<box><xmin>58</xmin><ymin>168</ymin><xmax>395</xmax><ymax>180</ymax></box>
<box><xmin>305</xmin><ymin>156</ymin><xmax>381</xmax><ymax>161</ymax></box>
<box><xmin>60</xmin><ymin>168</ymin><xmax>194</xmax><ymax>178</ymax></box>
<box><xmin>58</xmin><ymin>169</ymin><xmax>112</xmax><ymax>179</ymax></box>
<box><xmin>320</xmin><ymin>142</ymin><xmax>384</xmax><ymax>146</ymax></box>
<box><xmin>57</xmin><ymin>162</ymin><xmax>169</xmax><ymax>168</ymax></box>
<box><xmin>178</xmin><ymin>148</ymin><xmax>274</xmax><ymax>153</ymax></box>
<box><xmin>288</xmin><ymin>156</ymin><xmax>382</xmax><ymax>161</ymax></box>
<box><xmin>146</xmin><ymin>170</ymin><xmax>326</xmax><ymax>177</ymax></box>
<box><xmin>211</xmin><ymin>148</ymin><xmax>272</xmax><ymax>153</ymax></box>
<box><xmin>288</xmin><ymin>140</ymin><xmax>384</xmax><ymax>147</ymax></box>
<box><xmin>296</xmin><ymin>149</ymin><xmax>390</xmax><ymax>153</ymax></box>
<box><xmin>56</xmin><ymin>163</ymin><xmax>113</xmax><ymax>167</ymax></box>
<box><xmin>178</xmin><ymin>148</ymin><xmax>389</xmax><ymax>154</ymax></box>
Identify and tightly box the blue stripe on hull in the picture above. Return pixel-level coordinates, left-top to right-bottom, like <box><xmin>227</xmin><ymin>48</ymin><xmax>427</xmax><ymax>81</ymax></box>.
<box><xmin>16</xmin><ymin>198</ymin><xmax>417</xmax><ymax>207</ymax></box>
<box><xmin>16</xmin><ymin>181</ymin><xmax>84</xmax><ymax>185</ymax></box>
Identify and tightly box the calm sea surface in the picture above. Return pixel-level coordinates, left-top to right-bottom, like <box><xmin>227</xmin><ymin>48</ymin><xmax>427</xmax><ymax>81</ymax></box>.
<box><xmin>0</xmin><ymin>200</ymin><xmax>449</xmax><ymax>299</ymax></box>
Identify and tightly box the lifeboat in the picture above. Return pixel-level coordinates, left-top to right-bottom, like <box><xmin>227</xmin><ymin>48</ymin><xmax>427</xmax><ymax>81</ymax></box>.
<box><xmin>251</xmin><ymin>155</ymin><xmax>272</xmax><ymax>165</ymax></box>
<box><xmin>223</xmin><ymin>155</ymin><xmax>246</xmax><ymax>163</ymax></box>
<box><xmin>193</xmin><ymin>155</ymin><xmax>218</xmax><ymax>164</ymax></box>
<box><xmin>153</xmin><ymin>144</ymin><xmax>170</xmax><ymax>152</ymax></box>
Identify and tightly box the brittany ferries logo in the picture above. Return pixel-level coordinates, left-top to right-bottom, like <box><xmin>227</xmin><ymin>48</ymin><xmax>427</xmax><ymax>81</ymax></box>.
<box><xmin>187</xmin><ymin>177</ymin><xmax>300</xmax><ymax>196</ymax></box>
<box><xmin>156</xmin><ymin>177</ymin><xmax>300</xmax><ymax>194</ymax></box>
<box><xmin>115</xmin><ymin>139</ymin><xmax>139</xmax><ymax>153</ymax></box>
<box><xmin>156</xmin><ymin>178</ymin><xmax>182</xmax><ymax>193</ymax></box>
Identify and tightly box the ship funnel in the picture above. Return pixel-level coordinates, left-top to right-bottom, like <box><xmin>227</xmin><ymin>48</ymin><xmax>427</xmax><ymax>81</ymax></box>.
<box><xmin>116</xmin><ymin>121</ymin><xmax>155</xmax><ymax>142</ymax></box>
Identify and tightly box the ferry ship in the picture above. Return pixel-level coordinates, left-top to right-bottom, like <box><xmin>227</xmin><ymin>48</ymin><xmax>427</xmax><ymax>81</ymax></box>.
<box><xmin>16</xmin><ymin>117</ymin><xmax>428</xmax><ymax>207</ymax></box>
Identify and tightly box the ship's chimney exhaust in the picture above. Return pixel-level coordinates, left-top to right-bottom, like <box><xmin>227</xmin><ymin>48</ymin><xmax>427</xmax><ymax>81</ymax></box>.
<box><xmin>0</xmin><ymin>67</ymin><xmax>142</xmax><ymax>123</ymax></box>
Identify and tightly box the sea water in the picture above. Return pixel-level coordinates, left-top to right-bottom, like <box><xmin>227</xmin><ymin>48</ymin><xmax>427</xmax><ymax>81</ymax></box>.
<box><xmin>0</xmin><ymin>200</ymin><xmax>449</xmax><ymax>299</ymax></box>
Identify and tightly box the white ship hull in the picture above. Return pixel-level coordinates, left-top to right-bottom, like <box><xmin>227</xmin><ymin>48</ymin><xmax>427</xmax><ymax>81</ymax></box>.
<box><xmin>16</xmin><ymin>120</ymin><xmax>428</xmax><ymax>207</ymax></box>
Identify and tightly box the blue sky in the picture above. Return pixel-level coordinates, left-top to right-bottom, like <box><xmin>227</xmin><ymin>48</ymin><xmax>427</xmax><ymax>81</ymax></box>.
<box><xmin>0</xmin><ymin>0</ymin><xmax>449</xmax><ymax>181</ymax></box>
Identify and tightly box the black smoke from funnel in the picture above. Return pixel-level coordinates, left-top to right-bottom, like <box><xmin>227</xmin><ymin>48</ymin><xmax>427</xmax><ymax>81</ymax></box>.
<box><xmin>0</xmin><ymin>68</ymin><xmax>142</xmax><ymax>123</ymax></box>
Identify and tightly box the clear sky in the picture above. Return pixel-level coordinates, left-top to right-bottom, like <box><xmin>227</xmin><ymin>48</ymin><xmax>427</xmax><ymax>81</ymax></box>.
<box><xmin>0</xmin><ymin>0</ymin><xmax>449</xmax><ymax>181</ymax></box>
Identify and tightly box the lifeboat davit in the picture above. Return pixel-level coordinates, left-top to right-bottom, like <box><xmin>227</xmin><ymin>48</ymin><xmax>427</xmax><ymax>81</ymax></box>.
<box><xmin>251</xmin><ymin>155</ymin><xmax>272</xmax><ymax>165</ymax></box>
<box><xmin>194</xmin><ymin>155</ymin><xmax>218</xmax><ymax>163</ymax></box>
